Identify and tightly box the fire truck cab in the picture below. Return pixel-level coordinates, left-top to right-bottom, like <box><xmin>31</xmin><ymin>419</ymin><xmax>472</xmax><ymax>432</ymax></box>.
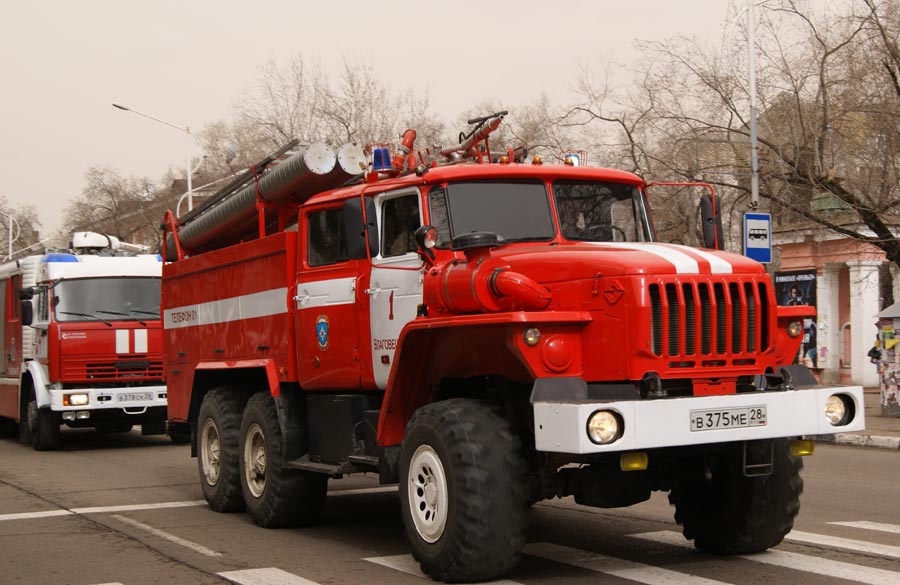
<box><xmin>0</xmin><ymin>232</ymin><xmax>167</xmax><ymax>450</ymax></box>
<box><xmin>162</xmin><ymin>114</ymin><xmax>865</xmax><ymax>583</ymax></box>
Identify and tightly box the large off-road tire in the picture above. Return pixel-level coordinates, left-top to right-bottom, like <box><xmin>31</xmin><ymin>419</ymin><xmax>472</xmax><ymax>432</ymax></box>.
<box><xmin>399</xmin><ymin>398</ymin><xmax>528</xmax><ymax>582</ymax></box>
<box><xmin>669</xmin><ymin>438</ymin><xmax>803</xmax><ymax>554</ymax></box>
<box><xmin>26</xmin><ymin>389</ymin><xmax>61</xmax><ymax>451</ymax></box>
<box><xmin>197</xmin><ymin>387</ymin><xmax>246</xmax><ymax>513</ymax></box>
<box><xmin>239</xmin><ymin>392</ymin><xmax>327</xmax><ymax>528</ymax></box>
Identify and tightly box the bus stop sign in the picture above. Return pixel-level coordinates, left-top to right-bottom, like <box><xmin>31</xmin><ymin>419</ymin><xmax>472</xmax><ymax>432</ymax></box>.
<box><xmin>743</xmin><ymin>212</ymin><xmax>772</xmax><ymax>263</ymax></box>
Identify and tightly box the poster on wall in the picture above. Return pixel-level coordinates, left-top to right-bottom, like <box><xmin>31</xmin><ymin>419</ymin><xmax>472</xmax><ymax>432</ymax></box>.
<box><xmin>774</xmin><ymin>269</ymin><xmax>818</xmax><ymax>367</ymax></box>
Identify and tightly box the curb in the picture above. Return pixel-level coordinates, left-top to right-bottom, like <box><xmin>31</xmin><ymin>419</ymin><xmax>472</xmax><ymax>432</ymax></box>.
<box><xmin>815</xmin><ymin>433</ymin><xmax>900</xmax><ymax>450</ymax></box>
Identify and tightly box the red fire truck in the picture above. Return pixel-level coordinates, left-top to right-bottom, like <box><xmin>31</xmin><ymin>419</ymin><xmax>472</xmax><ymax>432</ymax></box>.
<box><xmin>162</xmin><ymin>114</ymin><xmax>864</xmax><ymax>582</ymax></box>
<box><xmin>0</xmin><ymin>232</ymin><xmax>167</xmax><ymax>450</ymax></box>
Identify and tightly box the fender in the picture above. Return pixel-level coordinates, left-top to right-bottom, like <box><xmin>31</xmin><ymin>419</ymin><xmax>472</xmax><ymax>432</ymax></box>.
<box><xmin>376</xmin><ymin>310</ymin><xmax>592</xmax><ymax>446</ymax></box>
<box><xmin>195</xmin><ymin>358</ymin><xmax>282</xmax><ymax>396</ymax></box>
<box><xmin>24</xmin><ymin>360</ymin><xmax>51</xmax><ymax>408</ymax></box>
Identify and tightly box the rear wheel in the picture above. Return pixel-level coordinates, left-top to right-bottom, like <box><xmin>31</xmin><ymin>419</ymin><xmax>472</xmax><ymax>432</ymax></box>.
<box><xmin>400</xmin><ymin>398</ymin><xmax>528</xmax><ymax>582</ymax></box>
<box><xmin>197</xmin><ymin>387</ymin><xmax>246</xmax><ymax>512</ymax></box>
<box><xmin>239</xmin><ymin>392</ymin><xmax>327</xmax><ymax>528</ymax></box>
<box><xmin>669</xmin><ymin>438</ymin><xmax>803</xmax><ymax>554</ymax></box>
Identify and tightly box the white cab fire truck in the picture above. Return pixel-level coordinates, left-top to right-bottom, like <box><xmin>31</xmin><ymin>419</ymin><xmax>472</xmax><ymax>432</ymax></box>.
<box><xmin>0</xmin><ymin>232</ymin><xmax>167</xmax><ymax>450</ymax></box>
<box><xmin>162</xmin><ymin>115</ymin><xmax>864</xmax><ymax>582</ymax></box>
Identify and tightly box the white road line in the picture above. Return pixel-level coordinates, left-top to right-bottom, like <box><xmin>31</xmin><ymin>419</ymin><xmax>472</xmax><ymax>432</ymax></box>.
<box><xmin>111</xmin><ymin>514</ymin><xmax>221</xmax><ymax>557</ymax></box>
<box><xmin>73</xmin><ymin>500</ymin><xmax>207</xmax><ymax>514</ymax></box>
<box><xmin>364</xmin><ymin>554</ymin><xmax>524</xmax><ymax>584</ymax></box>
<box><xmin>786</xmin><ymin>530</ymin><xmax>900</xmax><ymax>559</ymax></box>
<box><xmin>329</xmin><ymin>486</ymin><xmax>397</xmax><ymax>497</ymax></box>
<box><xmin>217</xmin><ymin>568</ymin><xmax>321</xmax><ymax>585</ymax></box>
<box><xmin>631</xmin><ymin>531</ymin><xmax>900</xmax><ymax>585</ymax></box>
<box><xmin>0</xmin><ymin>509</ymin><xmax>74</xmax><ymax>521</ymax></box>
<box><xmin>832</xmin><ymin>521</ymin><xmax>900</xmax><ymax>536</ymax></box>
<box><xmin>0</xmin><ymin>500</ymin><xmax>206</xmax><ymax>522</ymax></box>
<box><xmin>525</xmin><ymin>542</ymin><xmax>734</xmax><ymax>585</ymax></box>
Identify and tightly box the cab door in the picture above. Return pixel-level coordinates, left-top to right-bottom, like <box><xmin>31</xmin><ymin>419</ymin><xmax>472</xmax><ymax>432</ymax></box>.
<box><xmin>296</xmin><ymin>204</ymin><xmax>364</xmax><ymax>389</ymax></box>
<box><xmin>368</xmin><ymin>189</ymin><xmax>424</xmax><ymax>389</ymax></box>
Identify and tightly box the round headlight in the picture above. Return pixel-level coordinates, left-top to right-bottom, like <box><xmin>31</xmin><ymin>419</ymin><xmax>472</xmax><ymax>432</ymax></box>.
<box><xmin>825</xmin><ymin>394</ymin><xmax>850</xmax><ymax>426</ymax></box>
<box><xmin>787</xmin><ymin>320</ymin><xmax>803</xmax><ymax>338</ymax></box>
<box><xmin>587</xmin><ymin>410</ymin><xmax>622</xmax><ymax>444</ymax></box>
<box><xmin>523</xmin><ymin>327</ymin><xmax>541</xmax><ymax>346</ymax></box>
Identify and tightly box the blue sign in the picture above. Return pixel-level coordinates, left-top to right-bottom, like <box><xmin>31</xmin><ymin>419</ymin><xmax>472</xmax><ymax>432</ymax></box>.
<box><xmin>743</xmin><ymin>212</ymin><xmax>772</xmax><ymax>263</ymax></box>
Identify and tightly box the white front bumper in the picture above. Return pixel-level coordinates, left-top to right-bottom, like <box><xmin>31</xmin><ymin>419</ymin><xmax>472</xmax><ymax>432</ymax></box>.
<box><xmin>533</xmin><ymin>385</ymin><xmax>865</xmax><ymax>454</ymax></box>
<box><xmin>49</xmin><ymin>386</ymin><xmax>167</xmax><ymax>413</ymax></box>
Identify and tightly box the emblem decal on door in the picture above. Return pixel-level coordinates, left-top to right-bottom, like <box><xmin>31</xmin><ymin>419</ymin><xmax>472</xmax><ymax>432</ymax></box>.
<box><xmin>316</xmin><ymin>315</ymin><xmax>330</xmax><ymax>350</ymax></box>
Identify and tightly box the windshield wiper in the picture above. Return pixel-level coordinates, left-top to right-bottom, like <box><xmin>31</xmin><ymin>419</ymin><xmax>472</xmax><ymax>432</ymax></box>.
<box><xmin>58</xmin><ymin>311</ymin><xmax>112</xmax><ymax>327</ymax></box>
<box><xmin>128</xmin><ymin>309</ymin><xmax>160</xmax><ymax>317</ymax></box>
<box><xmin>98</xmin><ymin>309</ymin><xmax>147</xmax><ymax>326</ymax></box>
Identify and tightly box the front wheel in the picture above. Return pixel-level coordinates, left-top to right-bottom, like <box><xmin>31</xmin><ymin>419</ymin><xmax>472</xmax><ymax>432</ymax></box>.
<box><xmin>239</xmin><ymin>392</ymin><xmax>327</xmax><ymax>528</ymax></box>
<box><xmin>400</xmin><ymin>399</ymin><xmax>528</xmax><ymax>582</ymax></box>
<box><xmin>669</xmin><ymin>438</ymin><xmax>803</xmax><ymax>554</ymax></box>
<box><xmin>26</xmin><ymin>392</ymin><xmax>60</xmax><ymax>451</ymax></box>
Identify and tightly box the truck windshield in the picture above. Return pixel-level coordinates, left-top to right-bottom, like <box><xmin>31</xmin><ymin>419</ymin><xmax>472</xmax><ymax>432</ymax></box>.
<box><xmin>54</xmin><ymin>278</ymin><xmax>161</xmax><ymax>323</ymax></box>
<box><xmin>553</xmin><ymin>180</ymin><xmax>648</xmax><ymax>242</ymax></box>
<box><xmin>428</xmin><ymin>181</ymin><xmax>555</xmax><ymax>247</ymax></box>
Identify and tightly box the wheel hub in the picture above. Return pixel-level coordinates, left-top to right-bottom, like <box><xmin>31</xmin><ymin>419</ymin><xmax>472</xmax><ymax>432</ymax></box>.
<box><xmin>407</xmin><ymin>444</ymin><xmax>449</xmax><ymax>543</ymax></box>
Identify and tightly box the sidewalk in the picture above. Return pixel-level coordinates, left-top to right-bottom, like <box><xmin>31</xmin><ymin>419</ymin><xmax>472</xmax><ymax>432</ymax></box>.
<box><xmin>816</xmin><ymin>387</ymin><xmax>900</xmax><ymax>450</ymax></box>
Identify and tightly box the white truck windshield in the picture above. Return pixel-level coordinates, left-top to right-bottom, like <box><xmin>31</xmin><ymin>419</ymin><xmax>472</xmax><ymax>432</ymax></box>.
<box><xmin>54</xmin><ymin>277</ymin><xmax>161</xmax><ymax>323</ymax></box>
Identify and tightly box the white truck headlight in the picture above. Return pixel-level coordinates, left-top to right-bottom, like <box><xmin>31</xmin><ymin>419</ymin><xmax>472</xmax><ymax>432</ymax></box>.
<box><xmin>587</xmin><ymin>410</ymin><xmax>623</xmax><ymax>444</ymax></box>
<box><xmin>825</xmin><ymin>394</ymin><xmax>851</xmax><ymax>426</ymax></box>
<box><xmin>63</xmin><ymin>393</ymin><xmax>89</xmax><ymax>407</ymax></box>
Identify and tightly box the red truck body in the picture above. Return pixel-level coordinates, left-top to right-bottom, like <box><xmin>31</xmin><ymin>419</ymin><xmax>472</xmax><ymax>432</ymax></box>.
<box><xmin>162</xmin><ymin>119</ymin><xmax>864</xmax><ymax>582</ymax></box>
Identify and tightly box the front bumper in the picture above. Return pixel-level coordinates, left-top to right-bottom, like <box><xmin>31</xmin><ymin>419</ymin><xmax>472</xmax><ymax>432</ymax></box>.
<box><xmin>49</xmin><ymin>385</ymin><xmax>168</xmax><ymax>414</ymax></box>
<box><xmin>533</xmin><ymin>384</ymin><xmax>865</xmax><ymax>454</ymax></box>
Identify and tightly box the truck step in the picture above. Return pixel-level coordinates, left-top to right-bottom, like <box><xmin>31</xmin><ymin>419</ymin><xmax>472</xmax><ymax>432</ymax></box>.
<box><xmin>284</xmin><ymin>455</ymin><xmax>378</xmax><ymax>476</ymax></box>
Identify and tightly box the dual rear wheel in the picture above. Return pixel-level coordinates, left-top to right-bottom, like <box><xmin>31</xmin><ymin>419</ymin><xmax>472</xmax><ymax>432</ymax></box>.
<box><xmin>196</xmin><ymin>388</ymin><xmax>326</xmax><ymax>526</ymax></box>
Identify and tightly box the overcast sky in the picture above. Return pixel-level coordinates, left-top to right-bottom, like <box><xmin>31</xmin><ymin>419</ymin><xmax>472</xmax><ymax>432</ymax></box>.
<box><xmin>1</xmin><ymin>0</ymin><xmax>734</xmax><ymax>239</ymax></box>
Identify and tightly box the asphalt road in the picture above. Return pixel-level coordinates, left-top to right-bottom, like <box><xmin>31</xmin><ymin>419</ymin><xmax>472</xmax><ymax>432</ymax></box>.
<box><xmin>1</xmin><ymin>429</ymin><xmax>899</xmax><ymax>585</ymax></box>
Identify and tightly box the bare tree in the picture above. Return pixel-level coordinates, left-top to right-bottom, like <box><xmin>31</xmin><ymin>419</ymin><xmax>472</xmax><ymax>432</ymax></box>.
<box><xmin>567</xmin><ymin>0</ymin><xmax>900</xmax><ymax>266</ymax></box>
<box><xmin>0</xmin><ymin>195</ymin><xmax>42</xmax><ymax>259</ymax></box>
<box><xmin>64</xmin><ymin>167</ymin><xmax>167</xmax><ymax>249</ymax></box>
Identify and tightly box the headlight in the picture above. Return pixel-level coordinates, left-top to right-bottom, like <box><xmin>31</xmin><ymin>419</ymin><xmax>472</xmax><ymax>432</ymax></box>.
<box><xmin>825</xmin><ymin>394</ymin><xmax>851</xmax><ymax>426</ymax></box>
<box><xmin>787</xmin><ymin>320</ymin><xmax>803</xmax><ymax>338</ymax></box>
<box><xmin>523</xmin><ymin>327</ymin><xmax>541</xmax><ymax>346</ymax></box>
<box><xmin>63</xmin><ymin>393</ymin><xmax>89</xmax><ymax>406</ymax></box>
<box><xmin>586</xmin><ymin>410</ymin><xmax>623</xmax><ymax>444</ymax></box>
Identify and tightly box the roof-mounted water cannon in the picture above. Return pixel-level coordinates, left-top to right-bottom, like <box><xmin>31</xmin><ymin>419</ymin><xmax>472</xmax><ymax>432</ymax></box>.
<box><xmin>441</xmin><ymin>110</ymin><xmax>507</xmax><ymax>162</ymax></box>
<box><xmin>70</xmin><ymin>232</ymin><xmax>150</xmax><ymax>255</ymax></box>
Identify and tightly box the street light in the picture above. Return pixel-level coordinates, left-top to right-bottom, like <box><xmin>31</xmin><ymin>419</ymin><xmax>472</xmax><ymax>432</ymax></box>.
<box><xmin>112</xmin><ymin>103</ymin><xmax>198</xmax><ymax>212</ymax></box>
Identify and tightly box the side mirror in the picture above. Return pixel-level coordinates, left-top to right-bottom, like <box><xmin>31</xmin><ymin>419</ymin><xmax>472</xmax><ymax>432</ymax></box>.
<box><xmin>343</xmin><ymin>196</ymin><xmax>379</xmax><ymax>259</ymax></box>
<box><xmin>18</xmin><ymin>287</ymin><xmax>34</xmax><ymax>301</ymax></box>
<box><xmin>21</xmin><ymin>301</ymin><xmax>33</xmax><ymax>327</ymax></box>
<box><xmin>700</xmin><ymin>194</ymin><xmax>724</xmax><ymax>250</ymax></box>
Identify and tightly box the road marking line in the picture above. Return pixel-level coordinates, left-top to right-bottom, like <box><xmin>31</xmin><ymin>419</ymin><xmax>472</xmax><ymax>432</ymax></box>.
<box><xmin>0</xmin><ymin>500</ymin><xmax>206</xmax><ymax>522</ymax></box>
<box><xmin>525</xmin><ymin>542</ymin><xmax>734</xmax><ymax>585</ymax></box>
<box><xmin>111</xmin><ymin>514</ymin><xmax>221</xmax><ymax>557</ymax></box>
<box><xmin>329</xmin><ymin>486</ymin><xmax>397</xmax><ymax>497</ymax></box>
<box><xmin>0</xmin><ymin>509</ymin><xmax>74</xmax><ymax>521</ymax></box>
<box><xmin>832</xmin><ymin>521</ymin><xmax>900</xmax><ymax>536</ymax></box>
<box><xmin>364</xmin><ymin>554</ymin><xmax>524</xmax><ymax>584</ymax></box>
<box><xmin>786</xmin><ymin>530</ymin><xmax>900</xmax><ymax>559</ymax></box>
<box><xmin>631</xmin><ymin>531</ymin><xmax>900</xmax><ymax>585</ymax></box>
<box><xmin>72</xmin><ymin>500</ymin><xmax>207</xmax><ymax>514</ymax></box>
<box><xmin>217</xmin><ymin>568</ymin><xmax>321</xmax><ymax>585</ymax></box>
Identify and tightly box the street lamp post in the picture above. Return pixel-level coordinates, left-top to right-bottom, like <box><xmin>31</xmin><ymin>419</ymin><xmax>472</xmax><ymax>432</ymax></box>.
<box><xmin>112</xmin><ymin>103</ymin><xmax>196</xmax><ymax>212</ymax></box>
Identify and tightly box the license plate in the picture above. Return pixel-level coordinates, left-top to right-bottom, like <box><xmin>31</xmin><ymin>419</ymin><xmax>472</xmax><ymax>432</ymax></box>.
<box><xmin>118</xmin><ymin>392</ymin><xmax>152</xmax><ymax>402</ymax></box>
<box><xmin>690</xmin><ymin>406</ymin><xmax>767</xmax><ymax>431</ymax></box>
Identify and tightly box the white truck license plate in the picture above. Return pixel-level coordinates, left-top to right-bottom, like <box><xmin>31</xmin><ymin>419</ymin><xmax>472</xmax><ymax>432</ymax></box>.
<box><xmin>118</xmin><ymin>392</ymin><xmax>152</xmax><ymax>402</ymax></box>
<box><xmin>690</xmin><ymin>406</ymin><xmax>767</xmax><ymax>431</ymax></box>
